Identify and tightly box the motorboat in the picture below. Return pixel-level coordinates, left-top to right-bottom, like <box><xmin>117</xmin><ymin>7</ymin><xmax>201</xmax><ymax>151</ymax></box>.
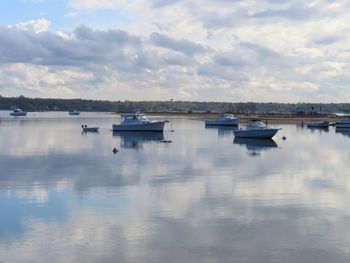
<box><xmin>233</xmin><ymin>121</ymin><xmax>280</xmax><ymax>139</ymax></box>
<box><xmin>10</xmin><ymin>108</ymin><xmax>27</xmax><ymax>116</ymax></box>
<box><xmin>82</xmin><ymin>125</ymin><xmax>99</xmax><ymax>132</ymax></box>
<box><xmin>112</xmin><ymin>113</ymin><xmax>166</xmax><ymax>132</ymax></box>
<box><xmin>306</xmin><ymin>121</ymin><xmax>329</xmax><ymax>128</ymax></box>
<box><xmin>205</xmin><ymin>114</ymin><xmax>239</xmax><ymax>126</ymax></box>
<box><xmin>335</xmin><ymin>118</ymin><xmax>350</xmax><ymax>128</ymax></box>
<box><xmin>68</xmin><ymin>110</ymin><xmax>80</xmax><ymax>116</ymax></box>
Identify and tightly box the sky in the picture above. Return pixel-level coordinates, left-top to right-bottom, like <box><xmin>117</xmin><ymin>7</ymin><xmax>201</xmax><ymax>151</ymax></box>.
<box><xmin>0</xmin><ymin>0</ymin><xmax>350</xmax><ymax>102</ymax></box>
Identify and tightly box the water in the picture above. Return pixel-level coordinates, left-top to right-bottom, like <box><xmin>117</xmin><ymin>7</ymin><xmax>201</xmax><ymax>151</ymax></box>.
<box><xmin>1</xmin><ymin>112</ymin><xmax>350</xmax><ymax>263</ymax></box>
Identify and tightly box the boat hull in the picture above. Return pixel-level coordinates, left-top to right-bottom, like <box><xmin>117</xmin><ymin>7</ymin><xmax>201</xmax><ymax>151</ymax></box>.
<box><xmin>205</xmin><ymin>119</ymin><xmax>239</xmax><ymax>126</ymax></box>
<box><xmin>233</xmin><ymin>128</ymin><xmax>279</xmax><ymax>139</ymax></box>
<box><xmin>335</xmin><ymin>123</ymin><xmax>350</xmax><ymax>128</ymax></box>
<box><xmin>112</xmin><ymin>121</ymin><xmax>165</xmax><ymax>132</ymax></box>
<box><xmin>83</xmin><ymin>127</ymin><xmax>99</xmax><ymax>132</ymax></box>
<box><xmin>10</xmin><ymin>112</ymin><xmax>27</xmax><ymax>116</ymax></box>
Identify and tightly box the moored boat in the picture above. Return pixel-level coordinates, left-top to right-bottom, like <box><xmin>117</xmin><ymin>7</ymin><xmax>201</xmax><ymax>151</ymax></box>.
<box><xmin>82</xmin><ymin>126</ymin><xmax>99</xmax><ymax>132</ymax></box>
<box><xmin>10</xmin><ymin>108</ymin><xmax>27</xmax><ymax>116</ymax></box>
<box><xmin>233</xmin><ymin>121</ymin><xmax>280</xmax><ymax>139</ymax></box>
<box><xmin>68</xmin><ymin>110</ymin><xmax>80</xmax><ymax>116</ymax></box>
<box><xmin>205</xmin><ymin>114</ymin><xmax>239</xmax><ymax>126</ymax></box>
<box><xmin>306</xmin><ymin>121</ymin><xmax>329</xmax><ymax>128</ymax></box>
<box><xmin>112</xmin><ymin>112</ymin><xmax>166</xmax><ymax>132</ymax></box>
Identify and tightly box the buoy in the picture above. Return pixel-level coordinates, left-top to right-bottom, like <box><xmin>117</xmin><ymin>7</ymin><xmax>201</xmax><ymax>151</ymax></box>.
<box><xmin>113</xmin><ymin>148</ymin><xmax>119</xmax><ymax>154</ymax></box>
<box><xmin>282</xmin><ymin>136</ymin><xmax>287</xmax><ymax>140</ymax></box>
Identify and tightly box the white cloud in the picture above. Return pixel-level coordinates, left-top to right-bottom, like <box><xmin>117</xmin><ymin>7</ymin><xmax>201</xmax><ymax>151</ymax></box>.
<box><xmin>8</xmin><ymin>19</ymin><xmax>51</xmax><ymax>33</ymax></box>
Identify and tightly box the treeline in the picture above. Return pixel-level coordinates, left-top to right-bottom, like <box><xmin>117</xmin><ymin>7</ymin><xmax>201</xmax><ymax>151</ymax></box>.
<box><xmin>1</xmin><ymin>95</ymin><xmax>350</xmax><ymax>114</ymax></box>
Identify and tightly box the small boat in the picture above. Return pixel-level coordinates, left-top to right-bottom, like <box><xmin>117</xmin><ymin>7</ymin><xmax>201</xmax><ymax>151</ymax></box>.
<box><xmin>112</xmin><ymin>112</ymin><xmax>166</xmax><ymax>132</ymax></box>
<box><xmin>233</xmin><ymin>121</ymin><xmax>280</xmax><ymax>139</ymax></box>
<box><xmin>205</xmin><ymin>114</ymin><xmax>239</xmax><ymax>126</ymax></box>
<box><xmin>306</xmin><ymin>121</ymin><xmax>329</xmax><ymax>128</ymax></box>
<box><xmin>10</xmin><ymin>108</ymin><xmax>27</xmax><ymax>116</ymax></box>
<box><xmin>82</xmin><ymin>126</ymin><xmax>99</xmax><ymax>132</ymax></box>
<box><xmin>335</xmin><ymin>118</ymin><xmax>350</xmax><ymax>128</ymax></box>
<box><xmin>68</xmin><ymin>110</ymin><xmax>80</xmax><ymax>116</ymax></box>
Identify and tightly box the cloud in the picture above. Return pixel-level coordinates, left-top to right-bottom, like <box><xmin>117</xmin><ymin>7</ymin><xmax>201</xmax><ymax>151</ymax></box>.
<box><xmin>313</xmin><ymin>34</ymin><xmax>342</xmax><ymax>45</ymax></box>
<box><xmin>152</xmin><ymin>0</ymin><xmax>183</xmax><ymax>8</ymax></box>
<box><xmin>68</xmin><ymin>0</ymin><xmax>128</xmax><ymax>11</ymax></box>
<box><xmin>0</xmin><ymin>24</ymin><xmax>143</xmax><ymax>68</ymax></box>
<box><xmin>150</xmin><ymin>32</ymin><xmax>206</xmax><ymax>56</ymax></box>
<box><xmin>4</xmin><ymin>0</ymin><xmax>350</xmax><ymax>103</ymax></box>
<box><xmin>250</xmin><ymin>5</ymin><xmax>318</xmax><ymax>20</ymax></box>
<box><xmin>8</xmin><ymin>19</ymin><xmax>51</xmax><ymax>33</ymax></box>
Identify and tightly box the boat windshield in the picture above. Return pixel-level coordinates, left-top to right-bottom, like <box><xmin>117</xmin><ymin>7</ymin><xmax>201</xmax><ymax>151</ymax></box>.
<box><xmin>121</xmin><ymin>113</ymin><xmax>151</xmax><ymax>123</ymax></box>
<box><xmin>246</xmin><ymin>121</ymin><xmax>267</xmax><ymax>128</ymax></box>
<box><xmin>219</xmin><ymin>114</ymin><xmax>234</xmax><ymax>119</ymax></box>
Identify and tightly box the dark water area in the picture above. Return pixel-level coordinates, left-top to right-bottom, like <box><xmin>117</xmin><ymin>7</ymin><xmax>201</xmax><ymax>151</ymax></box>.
<box><xmin>0</xmin><ymin>111</ymin><xmax>350</xmax><ymax>263</ymax></box>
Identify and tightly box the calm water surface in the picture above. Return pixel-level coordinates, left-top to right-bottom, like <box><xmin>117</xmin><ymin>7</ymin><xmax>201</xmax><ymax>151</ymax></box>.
<box><xmin>0</xmin><ymin>111</ymin><xmax>350</xmax><ymax>263</ymax></box>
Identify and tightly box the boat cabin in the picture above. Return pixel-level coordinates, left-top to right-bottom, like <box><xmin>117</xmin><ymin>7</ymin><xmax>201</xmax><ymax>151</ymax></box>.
<box><xmin>121</xmin><ymin>113</ymin><xmax>151</xmax><ymax>124</ymax></box>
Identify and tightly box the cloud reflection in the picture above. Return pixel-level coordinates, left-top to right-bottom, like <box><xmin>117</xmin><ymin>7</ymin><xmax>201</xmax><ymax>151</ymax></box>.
<box><xmin>1</xmin><ymin>119</ymin><xmax>350</xmax><ymax>262</ymax></box>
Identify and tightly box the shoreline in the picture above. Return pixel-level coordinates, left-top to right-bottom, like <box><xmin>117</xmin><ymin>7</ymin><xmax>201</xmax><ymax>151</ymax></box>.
<box><xmin>141</xmin><ymin>112</ymin><xmax>343</xmax><ymax>125</ymax></box>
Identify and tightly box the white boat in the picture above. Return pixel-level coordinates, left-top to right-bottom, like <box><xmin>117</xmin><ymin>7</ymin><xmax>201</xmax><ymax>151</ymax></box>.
<box><xmin>112</xmin><ymin>113</ymin><xmax>166</xmax><ymax>132</ymax></box>
<box><xmin>68</xmin><ymin>110</ymin><xmax>80</xmax><ymax>116</ymax></box>
<box><xmin>233</xmin><ymin>121</ymin><xmax>280</xmax><ymax>139</ymax></box>
<box><xmin>335</xmin><ymin>118</ymin><xmax>350</xmax><ymax>128</ymax></box>
<box><xmin>10</xmin><ymin>109</ymin><xmax>27</xmax><ymax>116</ymax></box>
<box><xmin>306</xmin><ymin>121</ymin><xmax>329</xmax><ymax>128</ymax></box>
<box><xmin>205</xmin><ymin>114</ymin><xmax>239</xmax><ymax>126</ymax></box>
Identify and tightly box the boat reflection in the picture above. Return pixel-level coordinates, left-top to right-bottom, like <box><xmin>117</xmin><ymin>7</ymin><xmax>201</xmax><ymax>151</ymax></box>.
<box><xmin>307</xmin><ymin>126</ymin><xmax>329</xmax><ymax>133</ymax></box>
<box><xmin>112</xmin><ymin>131</ymin><xmax>164</xmax><ymax>149</ymax></box>
<box><xmin>205</xmin><ymin>125</ymin><xmax>238</xmax><ymax>137</ymax></box>
<box><xmin>234</xmin><ymin>138</ymin><xmax>278</xmax><ymax>156</ymax></box>
<box><xmin>335</xmin><ymin>127</ymin><xmax>350</xmax><ymax>137</ymax></box>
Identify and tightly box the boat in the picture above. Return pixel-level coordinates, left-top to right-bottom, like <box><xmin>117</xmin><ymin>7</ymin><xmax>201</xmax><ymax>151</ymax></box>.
<box><xmin>335</xmin><ymin>118</ymin><xmax>350</xmax><ymax>128</ymax></box>
<box><xmin>233</xmin><ymin>121</ymin><xmax>280</xmax><ymax>139</ymax></box>
<box><xmin>10</xmin><ymin>108</ymin><xmax>27</xmax><ymax>116</ymax></box>
<box><xmin>112</xmin><ymin>113</ymin><xmax>166</xmax><ymax>132</ymax></box>
<box><xmin>68</xmin><ymin>110</ymin><xmax>80</xmax><ymax>116</ymax></box>
<box><xmin>306</xmin><ymin>121</ymin><xmax>329</xmax><ymax>128</ymax></box>
<box><xmin>205</xmin><ymin>114</ymin><xmax>239</xmax><ymax>126</ymax></box>
<box><xmin>82</xmin><ymin>126</ymin><xmax>99</xmax><ymax>132</ymax></box>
